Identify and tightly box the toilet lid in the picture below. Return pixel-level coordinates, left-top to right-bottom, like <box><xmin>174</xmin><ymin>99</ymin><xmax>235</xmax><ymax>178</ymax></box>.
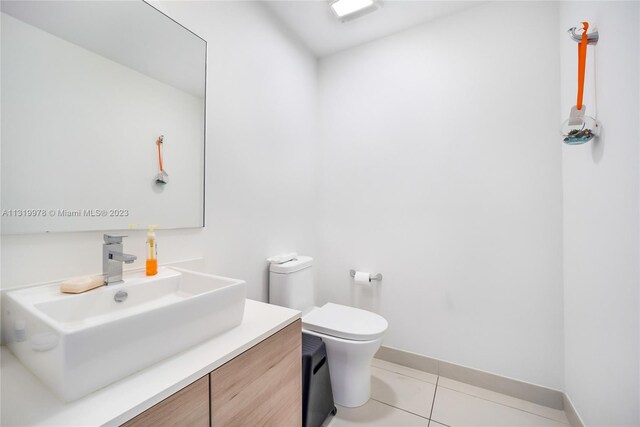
<box><xmin>302</xmin><ymin>303</ymin><xmax>388</xmax><ymax>341</ymax></box>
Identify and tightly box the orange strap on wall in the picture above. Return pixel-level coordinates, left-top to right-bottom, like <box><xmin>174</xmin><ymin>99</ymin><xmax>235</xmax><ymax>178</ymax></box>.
<box><xmin>576</xmin><ymin>21</ymin><xmax>589</xmax><ymax>110</ymax></box>
<box><xmin>157</xmin><ymin>137</ymin><xmax>164</xmax><ymax>172</ymax></box>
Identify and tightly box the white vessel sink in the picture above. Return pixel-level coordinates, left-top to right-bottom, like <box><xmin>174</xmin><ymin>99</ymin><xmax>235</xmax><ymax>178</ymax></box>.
<box><xmin>1</xmin><ymin>267</ymin><xmax>246</xmax><ymax>402</ymax></box>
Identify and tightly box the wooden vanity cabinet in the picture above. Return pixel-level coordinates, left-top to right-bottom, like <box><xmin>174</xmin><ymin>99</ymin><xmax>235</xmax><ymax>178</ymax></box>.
<box><xmin>122</xmin><ymin>375</ymin><xmax>209</xmax><ymax>427</ymax></box>
<box><xmin>120</xmin><ymin>319</ymin><xmax>302</xmax><ymax>427</ymax></box>
<box><xmin>210</xmin><ymin>320</ymin><xmax>302</xmax><ymax>426</ymax></box>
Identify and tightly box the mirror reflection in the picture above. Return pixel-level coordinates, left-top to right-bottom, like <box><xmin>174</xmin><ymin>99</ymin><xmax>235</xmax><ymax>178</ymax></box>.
<box><xmin>1</xmin><ymin>1</ymin><xmax>206</xmax><ymax>234</ymax></box>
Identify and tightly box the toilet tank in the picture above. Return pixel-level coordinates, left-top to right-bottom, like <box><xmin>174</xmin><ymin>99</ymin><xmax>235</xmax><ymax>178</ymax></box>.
<box><xmin>269</xmin><ymin>256</ymin><xmax>314</xmax><ymax>313</ymax></box>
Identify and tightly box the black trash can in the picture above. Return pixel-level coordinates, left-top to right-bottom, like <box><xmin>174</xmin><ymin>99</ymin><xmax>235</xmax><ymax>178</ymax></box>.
<box><xmin>302</xmin><ymin>333</ymin><xmax>337</xmax><ymax>427</ymax></box>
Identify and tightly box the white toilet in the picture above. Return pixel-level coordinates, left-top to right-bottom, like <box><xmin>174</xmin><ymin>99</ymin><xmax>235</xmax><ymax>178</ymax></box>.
<box><xmin>269</xmin><ymin>256</ymin><xmax>388</xmax><ymax>408</ymax></box>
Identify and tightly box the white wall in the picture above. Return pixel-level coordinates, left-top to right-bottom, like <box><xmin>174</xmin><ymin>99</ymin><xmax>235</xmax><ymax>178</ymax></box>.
<box><xmin>317</xmin><ymin>1</ymin><xmax>564</xmax><ymax>389</ymax></box>
<box><xmin>560</xmin><ymin>2</ymin><xmax>640</xmax><ymax>426</ymax></box>
<box><xmin>1</xmin><ymin>13</ymin><xmax>204</xmax><ymax>233</ymax></box>
<box><xmin>154</xmin><ymin>1</ymin><xmax>319</xmax><ymax>302</ymax></box>
<box><xmin>0</xmin><ymin>1</ymin><xmax>319</xmax><ymax>303</ymax></box>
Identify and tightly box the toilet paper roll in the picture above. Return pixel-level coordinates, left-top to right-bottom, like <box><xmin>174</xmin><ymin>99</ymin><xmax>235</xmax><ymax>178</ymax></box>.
<box><xmin>353</xmin><ymin>271</ymin><xmax>371</xmax><ymax>286</ymax></box>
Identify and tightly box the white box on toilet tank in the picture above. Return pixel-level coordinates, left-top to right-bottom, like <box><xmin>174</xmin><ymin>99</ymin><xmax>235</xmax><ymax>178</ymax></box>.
<box><xmin>269</xmin><ymin>256</ymin><xmax>314</xmax><ymax>313</ymax></box>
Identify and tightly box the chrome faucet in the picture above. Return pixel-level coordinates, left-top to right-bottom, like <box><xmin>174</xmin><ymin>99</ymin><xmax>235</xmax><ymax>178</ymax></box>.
<box><xmin>102</xmin><ymin>234</ymin><xmax>137</xmax><ymax>284</ymax></box>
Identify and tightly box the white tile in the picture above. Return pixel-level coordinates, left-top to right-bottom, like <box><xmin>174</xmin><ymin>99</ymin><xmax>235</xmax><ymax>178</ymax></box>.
<box><xmin>325</xmin><ymin>400</ymin><xmax>430</xmax><ymax>427</ymax></box>
<box><xmin>429</xmin><ymin>421</ymin><xmax>449</xmax><ymax>427</ymax></box>
<box><xmin>372</xmin><ymin>358</ymin><xmax>438</xmax><ymax>384</ymax></box>
<box><xmin>431</xmin><ymin>387</ymin><xmax>569</xmax><ymax>427</ymax></box>
<box><xmin>438</xmin><ymin>377</ymin><xmax>569</xmax><ymax>424</ymax></box>
<box><xmin>370</xmin><ymin>366</ymin><xmax>436</xmax><ymax>417</ymax></box>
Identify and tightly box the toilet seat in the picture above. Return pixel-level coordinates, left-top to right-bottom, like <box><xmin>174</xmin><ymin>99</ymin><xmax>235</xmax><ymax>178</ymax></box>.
<box><xmin>302</xmin><ymin>303</ymin><xmax>388</xmax><ymax>341</ymax></box>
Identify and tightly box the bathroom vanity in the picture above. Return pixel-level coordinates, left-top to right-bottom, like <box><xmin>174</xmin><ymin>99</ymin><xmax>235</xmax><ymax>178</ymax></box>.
<box><xmin>125</xmin><ymin>319</ymin><xmax>301</xmax><ymax>427</ymax></box>
<box><xmin>0</xmin><ymin>300</ymin><xmax>302</xmax><ymax>426</ymax></box>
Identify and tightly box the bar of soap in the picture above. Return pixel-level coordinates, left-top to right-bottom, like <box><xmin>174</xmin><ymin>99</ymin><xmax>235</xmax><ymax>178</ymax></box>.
<box><xmin>60</xmin><ymin>275</ymin><xmax>105</xmax><ymax>294</ymax></box>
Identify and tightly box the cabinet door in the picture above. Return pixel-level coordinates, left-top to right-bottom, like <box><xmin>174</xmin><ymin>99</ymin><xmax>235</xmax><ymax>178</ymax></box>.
<box><xmin>122</xmin><ymin>376</ymin><xmax>209</xmax><ymax>427</ymax></box>
<box><xmin>211</xmin><ymin>320</ymin><xmax>302</xmax><ymax>427</ymax></box>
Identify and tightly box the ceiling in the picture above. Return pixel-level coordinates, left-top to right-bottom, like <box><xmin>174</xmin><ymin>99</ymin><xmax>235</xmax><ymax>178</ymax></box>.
<box><xmin>263</xmin><ymin>1</ymin><xmax>481</xmax><ymax>57</ymax></box>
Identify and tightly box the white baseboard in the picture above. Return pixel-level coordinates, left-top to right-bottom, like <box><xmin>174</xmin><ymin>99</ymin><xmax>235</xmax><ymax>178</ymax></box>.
<box><xmin>562</xmin><ymin>393</ymin><xmax>585</xmax><ymax>427</ymax></box>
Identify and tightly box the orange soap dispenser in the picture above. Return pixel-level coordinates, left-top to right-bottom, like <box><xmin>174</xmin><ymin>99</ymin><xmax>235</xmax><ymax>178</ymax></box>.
<box><xmin>146</xmin><ymin>225</ymin><xmax>158</xmax><ymax>276</ymax></box>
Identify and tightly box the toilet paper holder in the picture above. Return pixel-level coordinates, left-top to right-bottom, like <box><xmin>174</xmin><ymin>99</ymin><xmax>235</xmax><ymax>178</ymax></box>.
<box><xmin>349</xmin><ymin>269</ymin><xmax>383</xmax><ymax>282</ymax></box>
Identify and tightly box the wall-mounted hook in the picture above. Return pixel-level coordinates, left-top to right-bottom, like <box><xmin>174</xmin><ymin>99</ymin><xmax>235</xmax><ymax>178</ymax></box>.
<box><xmin>568</xmin><ymin>26</ymin><xmax>599</xmax><ymax>45</ymax></box>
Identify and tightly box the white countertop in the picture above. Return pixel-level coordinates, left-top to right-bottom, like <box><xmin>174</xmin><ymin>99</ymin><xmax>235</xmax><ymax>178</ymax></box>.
<box><xmin>1</xmin><ymin>299</ymin><xmax>301</xmax><ymax>427</ymax></box>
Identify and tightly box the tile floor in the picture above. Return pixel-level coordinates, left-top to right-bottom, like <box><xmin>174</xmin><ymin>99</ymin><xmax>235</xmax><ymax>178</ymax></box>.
<box><xmin>323</xmin><ymin>359</ymin><xmax>570</xmax><ymax>427</ymax></box>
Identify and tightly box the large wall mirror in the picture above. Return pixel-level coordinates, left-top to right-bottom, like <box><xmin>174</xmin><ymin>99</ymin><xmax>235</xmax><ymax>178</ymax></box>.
<box><xmin>1</xmin><ymin>1</ymin><xmax>206</xmax><ymax>234</ymax></box>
